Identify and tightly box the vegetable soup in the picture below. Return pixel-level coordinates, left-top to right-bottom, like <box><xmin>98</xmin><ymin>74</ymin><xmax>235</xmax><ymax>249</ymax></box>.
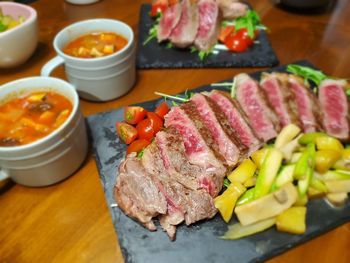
<box><xmin>63</xmin><ymin>32</ymin><xmax>128</xmax><ymax>58</ymax></box>
<box><xmin>0</xmin><ymin>91</ymin><xmax>72</xmax><ymax>147</ymax></box>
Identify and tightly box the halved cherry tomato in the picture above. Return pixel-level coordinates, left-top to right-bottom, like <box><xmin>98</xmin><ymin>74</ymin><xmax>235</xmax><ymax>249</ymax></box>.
<box><xmin>218</xmin><ymin>25</ymin><xmax>235</xmax><ymax>43</ymax></box>
<box><xmin>147</xmin><ymin>112</ymin><xmax>164</xmax><ymax>133</ymax></box>
<box><xmin>150</xmin><ymin>2</ymin><xmax>168</xmax><ymax>17</ymax></box>
<box><xmin>127</xmin><ymin>139</ymin><xmax>151</xmax><ymax>154</ymax></box>
<box><xmin>136</xmin><ymin>118</ymin><xmax>154</xmax><ymax>140</ymax></box>
<box><xmin>116</xmin><ymin>122</ymin><xmax>138</xmax><ymax>144</ymax></box>
<box><xmin>224</xmin><ymin>32</ymin><xmax>248</xmax><ymax>53</ymax></box>
<box><xmin>155</xmin><ymin>102</ymin><xmax>170</xmax><ymax>119</ymax></box>
<box><xmin>124</xmin><ymin>106</ymin><xmax>147</xmax><ymax>125</ymax></box>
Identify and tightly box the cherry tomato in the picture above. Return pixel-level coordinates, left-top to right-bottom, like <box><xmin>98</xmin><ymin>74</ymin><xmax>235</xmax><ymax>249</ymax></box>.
<box><xmin>218</xmin><ymin>25</ymin><xmax>235</xmax><ymax>43</ymax></box>
<box><xmin>124</xmin><ymin>106</ymin><xmax>147</xmax><ymax>125</ymax></box>
<box><xmin>147</xmin><ymin>112</ymin><xmax>164</xmax><ymax>133</ymax></box>
<box><xmin>155</xmin><ymin>102</ymin><xmax>170</xmax><ymax>119</ymax></box>
<box><xmin>224</xmin><ymin>32</ymin><xmax>248</xmax><ymax>53</ymax></box>
<box><xmin>127</xmin><ymin>139</ymin><xmax>151</xmax><ymax>154</ymax></box>
<box><xmin>235</xmin><ymin>28</ymin><xmax>259</xmax><ymax>47</ymax></box>
<box><xmin>116</xmin><ymin>122</ymin><xmax>138</xmax><ymax>145</ymax></box>
<box><xmin>150</xmin><ymin>2</ymin><xmax>168</xmax><ymax>17</ymax></box>
<box><xmin>136</xmin><ymin>118</ymin><xmax>154</xmax><ymax>140</ymax></box>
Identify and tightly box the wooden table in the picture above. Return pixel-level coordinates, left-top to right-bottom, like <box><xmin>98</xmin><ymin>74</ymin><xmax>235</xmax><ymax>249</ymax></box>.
<box><xmin>1</xmin><ymin>0</ymin><xmax>350</xmax><ymax>262</ymax></box>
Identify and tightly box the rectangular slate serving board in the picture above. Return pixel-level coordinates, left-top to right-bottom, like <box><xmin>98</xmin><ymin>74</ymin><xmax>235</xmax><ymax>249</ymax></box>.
<box><xmin>136</xmin><ymin>4</ymin><xmax>279</xmax><ymax>69</ymax></box>
<box><xmin>86</xmin><ymin>61</ymin><xmax>350</xmax><ymax>263</ymax></box>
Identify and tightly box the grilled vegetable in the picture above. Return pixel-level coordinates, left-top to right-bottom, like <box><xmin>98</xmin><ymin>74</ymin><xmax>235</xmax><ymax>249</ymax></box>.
<box><xmin>235</xmin><ymin>182</ymin><xmax>298</xmax><ymax>226</ymax></box>
<box><xmin>254</xmin><ymin>148</ymin><xmax>283</xmax><ymax>199</ymax></box>
<box><xmin>227</xmin><ymin>158</ymin><xmax>256</xmax><ymax>184</ymax></box>
<box><xmin>275</xmin><ymin>124</ymin><xmax>301</xmax><ymax>149</ymax></box>
<box><xmin>315</xmin><ymin>150</ymin><xmax>342</xmax><ymax>173</ymax></box>
<box><xmin>276</xmin><ymin>206</ymin><xmax>307</xmax><ymax>234</ymax></box>
<box><xmin>221</xmin><ymin>217</ymin><xmax>276</xmax><ymax>240</ymax></box>
<box><xmin>325</xmin><ymin>179</ymin><xmax>350</xmax><ymax>193</ymax></box>
<box><xmin>315</xmin><ymin>136</ymin><xmax>344</xmax><ymax>152</ymax></box>
<box><xmin>214</xmin><ymin>182</ymin><xmax>246</xmax><ymax>223</ymax></box>
<box><xmin>298</xmin><ymin>132</ymin><xmax>327</xmax><ymax>145</ymax></box>
<box><xmin>251</xmin><ymin>148</ymin><xmax>268</xmax><ymax>169</ymax></box>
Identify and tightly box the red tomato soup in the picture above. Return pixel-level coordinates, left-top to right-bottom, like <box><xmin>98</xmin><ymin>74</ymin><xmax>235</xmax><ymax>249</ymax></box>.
<box><xmin>0</xmin><ymin>91</ymin><xmax>73</xmax><ymax>147</ymax></box>
<box><xmin>63</xmin><ymin>32</ymin><xmax>128</xmax><ymax>58</ymax></box>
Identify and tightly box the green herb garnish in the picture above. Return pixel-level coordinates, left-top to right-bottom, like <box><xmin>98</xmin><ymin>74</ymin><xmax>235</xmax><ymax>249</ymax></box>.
<box><xmin>143</xmin><ymin>15</ymin><xmax>162</xmax><ymax>45</ymax></box>
<box><xmin>235</xmin><ymin>10</ymin><xmax>264</xmax><ymax>38</ymax></box>
<box><xmin>286</xmin><ymin>64</ymin><xmax>327</xmax><ymax>86</ymax></box>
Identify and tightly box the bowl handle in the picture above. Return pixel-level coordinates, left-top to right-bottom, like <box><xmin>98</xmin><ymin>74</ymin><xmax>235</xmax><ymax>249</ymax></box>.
<box><xmin>0</xmin><ymin>169</ymin><xmax>9</xmax><ymax>181</ymax></box>
<box><xmin>41</xmin><ymin>56</ymin><xmax>65</xmax><ymax>77</ymax></box>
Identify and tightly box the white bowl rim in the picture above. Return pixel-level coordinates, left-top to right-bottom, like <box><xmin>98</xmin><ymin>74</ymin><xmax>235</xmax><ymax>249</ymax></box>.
<box><xmin>0</xmin><ymin>2</ymin><xmax>37</xmax><ymax>38</ymax></box>
<box><xmin>0</xmin><ymin>76</ymin><xmax>80</xmax><ymax>152</ymax></box>
<box><xmin>53</xmin><ymin>18</ymin><xmax>134</xmax><ymax>63</ymax></box>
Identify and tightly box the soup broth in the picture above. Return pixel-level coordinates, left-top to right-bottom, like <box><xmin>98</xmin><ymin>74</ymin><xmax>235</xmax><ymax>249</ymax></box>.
<box><xmin>63</xmin><ymin>32</ymin><xmax>128</xmax><ymax>58</ymax></box>
<box><xmin>0</xmin><ymin>91</ymin><xmax>73</xmax><ymax>147</ymax></box>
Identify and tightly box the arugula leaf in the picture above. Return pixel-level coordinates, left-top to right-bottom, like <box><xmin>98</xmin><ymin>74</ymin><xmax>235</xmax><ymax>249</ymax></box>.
<box><xmin>287</xmin><ymin>64</ymin><xmax>327</xmax><ymax>86</ymax></box>
<box><xmin>191</xmin><ymin>46</ymin><xmax>214</xmax><ymax>61</ymax></box>
<box><xmin>166</xmin><ymin>42</ymin><xmax>173</xmax><ymax>49</ymax></box>
<box><xmin>346</xmin><ymin>88</ymin><xmax>350</xmax><ymax>98</ymax></box>
<box><xmin>143</xmin><ymin>16</ymin><xmax>162</xmax><ymax>46</ymax></box>
<box><xmin>235</xmin><ymin>10</ymin><xmax>263</xmax><ymax>38</ymax></box>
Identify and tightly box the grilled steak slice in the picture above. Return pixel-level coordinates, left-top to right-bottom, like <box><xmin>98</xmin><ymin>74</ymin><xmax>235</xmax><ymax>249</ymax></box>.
<box><xmin>157</xmin><ymin>2</ymin><xmax>182</xmax><ymax>42</ymax></box>
<box><xmin>114</xmin><ymin>154</ymin><xmax>167</xmax><ymax>231</ymax></box>
<box><xmin>318</xmin><ymin>79</ymin><xmax>350</xmax><ymax>141</ymax></box>
<box><xmin>288</xmin><ymin>75</ymin><xmax>323</xmax><ymax>133</ymax></box>
<box><xmin>235</xmin><ymin>73</ymin><xmax>280</xmax><ymax>142</ymax></box>
<box><xmin>164</xmin><ymin>102</ymin><xmax>226</xmax><ymax>194</ymax></box>
<box><xmin>208</xmin><ymin>90</ymin><xmax>262</xmax><ymax>154</ymax></box>
<box><xmin>170</xmin><ymin>0</ymin><xmax>199</xmax><ymax>48</ymax></box>
<box><xmin>260</xmin><ymin>73</ymin><xmax>301</xmax><ymax>128</ymax></box>
<box><xmin>156</xmin><ymin>128</ymin><xmax>201</xmax><ymax>191</ymax></box>
<box><xmin>194</xmin><ymin>0</ymin><xmax>220</xmax><ymax>51</ymax></box>
<box><xmin>191</xmin><ymin>93</ymin><xmax>247</xmax><ymax>166</ymax></box>
<box><xmin>217</xmin><ymin>0</ymin><xmax>248</xmax><ymax>20</ymax></box>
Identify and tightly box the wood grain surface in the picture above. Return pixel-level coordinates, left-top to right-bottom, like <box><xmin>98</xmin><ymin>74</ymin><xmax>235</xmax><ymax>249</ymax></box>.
<box><xmin>0</xmin><ymin>0</ymin><xmax>350</xmax><ymax>262</ymax></box>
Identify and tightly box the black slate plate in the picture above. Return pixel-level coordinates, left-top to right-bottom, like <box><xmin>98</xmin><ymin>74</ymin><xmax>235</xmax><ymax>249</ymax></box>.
<box><xmin>87</xmin><ymin>61</ymin><xmax>350</xmax><ymax>263</ymax></box>
<box><xmin>136</xmin><ymin>4</ymin><xmax>279</xmax><ymax>69</ymax></box>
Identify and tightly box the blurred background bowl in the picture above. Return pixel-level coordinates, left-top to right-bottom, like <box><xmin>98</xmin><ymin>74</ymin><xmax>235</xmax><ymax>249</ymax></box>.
<box><xmin>0</xmin><ymin>2</ymin><xmax>38</xmax><ymax>68</ymax></box>
<box><xmin>276</xmin><ymin>0</ymin><xmax>333</xmax><ymax>9</ymax></box>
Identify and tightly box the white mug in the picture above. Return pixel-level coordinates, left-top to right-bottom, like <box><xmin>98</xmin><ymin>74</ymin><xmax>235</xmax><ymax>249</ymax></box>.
<box><xmin>41</xmin><ymin>19</ymin><xmax>136</xmax><ymax>102</ymax></box>
<box><xmin>0</xmin><ymin>77</ymin><xmax>88</xmax><ymax>187</ymax></box>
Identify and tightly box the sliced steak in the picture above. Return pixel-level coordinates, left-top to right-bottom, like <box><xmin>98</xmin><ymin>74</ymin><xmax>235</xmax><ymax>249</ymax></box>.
<box><xmin>288</xmin><ymin>74</ymin><xmax>323</xmax><ymax>133</ymax></box>
<box><xmin>191</xmin><ymin>93</ymin><xmax>247</xmax><ymax>166</ymax></box>
<box><xmin>194</xmin><ymin>0</ymin><xmax>220</xmax><ymax>51</ymax></box>
<box><xmin>318</xmin><ymin>79</ymin><xmax>350</xmax><ymax>141</ymax></box>
<box><xmin>157</xmin><ymin>2</ymin><xmax>182</xmax><ymax>42</ymax></box>
<box><xmin>260</xmin><ymin>72</ymin><xmax>301</xmax><ymax>128</ymax></box>
<box><xmin>207</xmin><ymin>90</ymin><xmax>262</xmax><ymax>154</ymax></box>
<box><xmin>170</xmin><ymin>0</ymin><xmax>199</xmax><ymax>48</ymax></box>
<box><xmin>235</xmin><ymin>73</ymin><xmax>280</xmax><ymax>142</ymax></box>
<box><xmin>164</xmin><ymin>102</ymin><xmax>226</xmax><ymax>193</ymax></box>
<box><xmin>217</xmin><ymin>0</ymin><xmax>248</xmax><ymax>20</ymax></box>
<box><xmin>114</xmin><ymin>154</ymin><xmax>167</xmax><ymax>231</ymax></box>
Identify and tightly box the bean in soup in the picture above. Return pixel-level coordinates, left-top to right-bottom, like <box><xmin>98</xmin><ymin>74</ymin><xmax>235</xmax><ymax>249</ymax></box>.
<box><xmin>0</xmin><ymin>91</ymin><xmax>73</xmax><ymax>147</ymax></box>
<box><xmin>63</xmin><ymin>32</ymin><xmax>128</xmax><ymax>58</ymax></box>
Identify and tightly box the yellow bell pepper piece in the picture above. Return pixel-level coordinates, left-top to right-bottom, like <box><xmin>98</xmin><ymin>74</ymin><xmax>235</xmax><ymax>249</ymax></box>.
<box><xmin>251</xmin><ymin>148</ymin><xmax>269</xmax><ymax>169</ymax></box>
<box><xmin>276</xmin><ymin>206</ymin><xmax>307</xmax><ymax>234</ymax></box>
<box><xmin>228</xmin><ymin>158</ymin><xmax>256</xmax><ymax>184</ymax></box>
<box><xmin>315</xmin><ymin>150</ymin><xmax>342</xmax><ymax>173</ymax></box>
<box><xmin>315</xmin><ymin>136</ymin><xmax>344</xmax><ymax>152</ymax></box>
<box><xmin>214</xmin><ymin>182</ymin><xmax>246</xmax><ymax>223</ymax></box>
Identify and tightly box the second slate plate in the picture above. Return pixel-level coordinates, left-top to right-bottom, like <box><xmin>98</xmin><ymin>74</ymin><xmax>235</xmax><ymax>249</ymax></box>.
<box><xmin>87</xmin><ymin>61</ymin><xmax>350</xmax><ymax>263</ymax></box>
<box><xmin>136</xmin><ymin>4</ymin><xmax>279</xmax><ymax>69</ymax></box>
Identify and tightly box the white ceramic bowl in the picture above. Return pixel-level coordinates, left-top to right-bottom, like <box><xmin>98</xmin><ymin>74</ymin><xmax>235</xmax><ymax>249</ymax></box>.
<box><xmin>0</xmin><ymin>77</ymin><xmax>88</xmax><ymax>187</ymax></box>
<box><xmin>0</xmin><ymin>2</ymin><xmax>38</xmax><ymax>68</ymax></box>
<box><xmin>41</xmin><ymin>19</ymin><xmax>136</xmax><ymax>102</ymax></box>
